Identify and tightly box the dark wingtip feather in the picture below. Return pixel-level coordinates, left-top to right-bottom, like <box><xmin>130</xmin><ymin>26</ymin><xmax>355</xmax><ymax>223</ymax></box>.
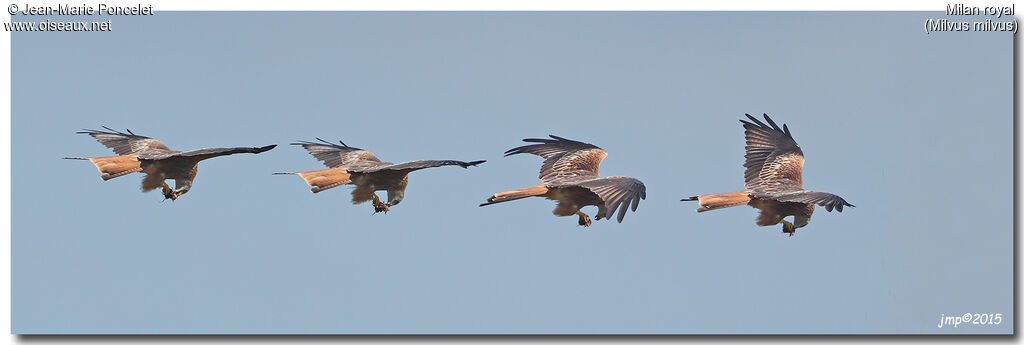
<box><xmin>761</xmin><ymin>113</ymin><xmax>783</xmax><ymax>131</ymax></box>
<box><xmin>292</xmin><ymin>138</ymin><xmax>350</xmax><ymax>149</ymax></box>
<box><xmin>464</xmin><ymin>160</ymin><xmax>486</xmax><ymax>167</ymax></box>
<box><xmin>78</xmin><ymin>126</ymin><xmax>143</xmax><ymax>137</ymax></box>
<box><xmin>741</xmin><ymin>113</ymin><xmax>768</xmax><ymax>128</ymax></box>
<box><xmin>742</xmin><ymin>113</ymin><xmax>762</xmax><ymax>125</ymax></box>
<box><xmin>255</xmin><ymin>145</ymin><xmax>277</xmax><ymax>153</ymax></box>
<box><xmin>292</xmin><ymin>139</ymin><xmax>318</xmax><ymax>146</ymax></box>
<box><xmin>503</xmin><ymin>147</ymin><xmax>522</xmax><ymax>156</ymax></box>
<box><xmin>308</xmin><ymin>137</ymin><xmax>347</xmax><ymax>148</ymax></box>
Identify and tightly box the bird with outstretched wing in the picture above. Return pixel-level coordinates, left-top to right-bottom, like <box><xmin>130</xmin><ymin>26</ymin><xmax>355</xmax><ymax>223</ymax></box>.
<box><xmin>480</xmin><ymin>135</ymin><xmax>646</xmax><ymax>227</ymax></box>
<box><xmin>276</xmin><ymin>138</ymin><xmax>485</xmax><ymax>213</ymax></box>
<box><xmin>682</xmin><ymin>114</ymin><xmax>854</xmax><ymax>236</ymax></box>
<box><xmin>66</xmin><ymin>127</ymin><xmax>276</xmax><ymax>200</ymax></box>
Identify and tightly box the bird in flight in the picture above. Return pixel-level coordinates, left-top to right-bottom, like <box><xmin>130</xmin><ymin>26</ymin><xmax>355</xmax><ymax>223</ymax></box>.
<box><xmin>276</xmin><ymin>138</ymin><xmax>485</xmax><ymax>213</ymax></box>
<box><xmin>682</xmin><ymin>114</ymin><xmax>854</xmax><ymax>236</ymax></box>
<box><xmin>480</xmin><ymin>135</ymin><xmax>646</xmax><ymax>227</ymax></box>
<box><xmin>66</xmin><ymin>127</ymin><xmax>276</xmax><ymax>200</ymax></box>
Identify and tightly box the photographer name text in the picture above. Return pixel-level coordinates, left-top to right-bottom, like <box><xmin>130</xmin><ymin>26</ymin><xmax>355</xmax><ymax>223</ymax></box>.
<box><xmin>10</xmin><ymin>3</ymin><xmax>152</xmax><ymax>16</ymax></box>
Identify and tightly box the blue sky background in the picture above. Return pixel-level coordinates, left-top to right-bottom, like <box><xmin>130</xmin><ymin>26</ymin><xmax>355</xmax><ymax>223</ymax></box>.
<box><xmin>11</xmin><ymin>12</ymin><xmax>1011</xmax><ymax>334</ymax></box>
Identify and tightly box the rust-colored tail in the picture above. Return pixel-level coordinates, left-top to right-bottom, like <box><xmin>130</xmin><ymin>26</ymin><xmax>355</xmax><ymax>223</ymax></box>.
<box><xmin>65</xmin><ymin>155</ymin><xmax>141</xmax><ymax>181</ymax></box>
<box><xmin>480</xmin><ymin>184</ymin><xmax>549</xmax><ymax>206</ymax></box>
<box><xmin>274</xmin><ymin>168</ymin><xmax>351</xmax><ymax>193</ymax></box>
<box><xmin>682</xmin><ymin>191</ymin><xmax>751</xmax><ymax>212</ymax></box>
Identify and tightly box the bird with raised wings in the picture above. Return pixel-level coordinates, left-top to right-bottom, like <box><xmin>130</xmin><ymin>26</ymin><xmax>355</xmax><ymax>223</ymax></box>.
<box><xmin>480</xmin><ymin>135</ymin><xmax>646</xmax><ymax>227</ymax></box>
<box><xmin>276</xmin><ymin>138</ymin><xmax>485</xmax><ymax>213</ymax></box>
<box><xmin>682</xmin><ymin>114</ymin><xmax>854</xmax><ymax>236</ymax></box>
<box><xmin>66</xmin><ymin>127</ymin><xmax>277</xmax><ymax>200</ymax></box>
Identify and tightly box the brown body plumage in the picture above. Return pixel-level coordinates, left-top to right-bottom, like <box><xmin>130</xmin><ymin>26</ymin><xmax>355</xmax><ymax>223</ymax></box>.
<box><xmin>66</xmin><ymin>127</ymin><xmax>276</xmax><ymax>200</ymax></box>
<box><xmin>682</xmin><ymin>114</ymin><xmax>853</xmax><ymax>236</ymax></box>
<box><xmin>277</xmin><ymin>138</ymin><xmax>484</xmax><ymax>213</ymax></box>
<box><xmin>480</xmin><ymin>135</ymin><xmax>646</xmax><ymax>227</ymax></box>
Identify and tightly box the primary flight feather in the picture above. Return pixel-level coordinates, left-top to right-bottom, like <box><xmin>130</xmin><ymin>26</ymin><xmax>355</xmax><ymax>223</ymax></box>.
<box><xmin>480</xmin><ymin>135</ymin><xmax>646</xmax><ymax>227</ymax></box>
<box><xmin>66</xmin><ymin>127</ymin><xmax>276</xmax><ymax>200</ymax></box>
<box><xmin>682</xmin><ymin>114</ymin><xmax>854</xmax><ymax>236</ymax></box>
<box><xmin>277</xmin><ymin>138</ymin><xmax>485</xmax><ymax>213</ymax></box>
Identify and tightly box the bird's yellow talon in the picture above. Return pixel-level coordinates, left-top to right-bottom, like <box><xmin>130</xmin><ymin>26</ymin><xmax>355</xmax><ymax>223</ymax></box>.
<box><xmin>576</xmin><ymin>212</ymin><xmax>592</xmax><ymax>227</ymax></box>
<box><xmin>781</xmin><ymin>220</ymin><xmax>796</xmax><ymax>236</ymax></box>
<box><xmin>161</xmin><ymin>185</ymin><xmax>177</xmax><ymax>200</ymax></box>
<box><xmin>371</xmin><ymin>197</ymin><xmax>390</xmax><ymax>214</ymax></box>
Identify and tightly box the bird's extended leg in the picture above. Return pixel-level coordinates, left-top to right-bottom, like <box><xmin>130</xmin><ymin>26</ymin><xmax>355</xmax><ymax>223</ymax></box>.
<box><xmin>371</xmin><ymin>194</ymin><xmax>390</xmax><ymax>214</ymax></box>
<box><xmin>160</xmin><ymin>182</ymin><xmax>177</xmax><ymax>201</ymax></box>
<box><xmin>781</xmin><ymin>220</ymin><xmax>796</xmax><ymax>236</ymax></box>
<box><xmin>576</xmin><ymin>211</ymin><xmax>592</xmax><ymax>227</ymax></box>
<box><xmin>595</xmin><ymin>206</ymin><xmax>608</xmax><ymax>221</ymax></box>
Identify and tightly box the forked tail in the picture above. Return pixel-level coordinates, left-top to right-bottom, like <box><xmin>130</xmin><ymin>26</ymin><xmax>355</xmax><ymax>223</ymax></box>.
<box><xmin>274</xmin><ymin>167</ymin><xmax>351</xmax><ymax>193</ymax></box>
<box><xmin>480</xmin><ymin>184</ymin><xmax>549</xmax><ymax>207</ymax></box>
<box><xmin>682</xmin><ymin>191</ymin><xmax>751</xmax><ymax>212</ymax></box>
<box><xmin>64</xmin><ymin>155</ymin><xmax>141</xmax><ymax>181</ymax></box>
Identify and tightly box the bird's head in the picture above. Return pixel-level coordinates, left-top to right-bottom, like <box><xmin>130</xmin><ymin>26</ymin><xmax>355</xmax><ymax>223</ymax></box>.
<box><xmin>386</xmin><ymin>189</ymin><xmax>405</xmax><ymax>206</ymax></box>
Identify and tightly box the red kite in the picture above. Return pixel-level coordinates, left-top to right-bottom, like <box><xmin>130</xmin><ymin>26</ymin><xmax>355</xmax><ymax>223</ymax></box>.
<box><xmin>277</xmin><ymin>138</ymin><xmax>485</xmax><ymax>213</ymax></box>
<box><xmin>682</xmin><ymin>114</ymin><xmax>854</xmax><ymax>236</ymax></box>
<box><xmin>480</xmin><ymin>135</ymin><xmax>646</xmax><ymax>227</ymax></box>
<box><xmin>66</xmin><ymin>127</ymin><xmax>276</xmax><ymax>200</ymax></box>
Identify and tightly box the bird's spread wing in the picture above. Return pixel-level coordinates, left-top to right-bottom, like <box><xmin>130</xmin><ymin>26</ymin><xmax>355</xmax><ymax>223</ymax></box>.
<box><xmin>741</xmin><ymin>114</ymin><xmax>805</xmax><ymax>194</ymax></box>
<box><xmin>766</xmin><ymin>190</ymin><xmax>855</xmax><ymax>212</ymax></box>
<box><xmin>504</xmin><ymin>135</ymin><xmax>607</xmax><ymax>182</ymax></box>
<box><xmin>556</xmin><ymin>176</ymin><xmax>647</xmax><ymax>223</ymax></box>
<box><xmin>347</xmin><ymin>159</ymin><xmax>486</xmax><ymax>174</ymax></box>
<box><xmin>77</xmin><ymin>127</ymin><xmax>171</xmax><ymax>156</ymax></box>
<box><xmin>140</xmin><ymin>145</ymin><xmax>277</xmax><ymax>161</ymax></box>
<box><xmin>292</xmin><ymin>138</ymin><xmax>382</xmax><ymax>168</ymax></box>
